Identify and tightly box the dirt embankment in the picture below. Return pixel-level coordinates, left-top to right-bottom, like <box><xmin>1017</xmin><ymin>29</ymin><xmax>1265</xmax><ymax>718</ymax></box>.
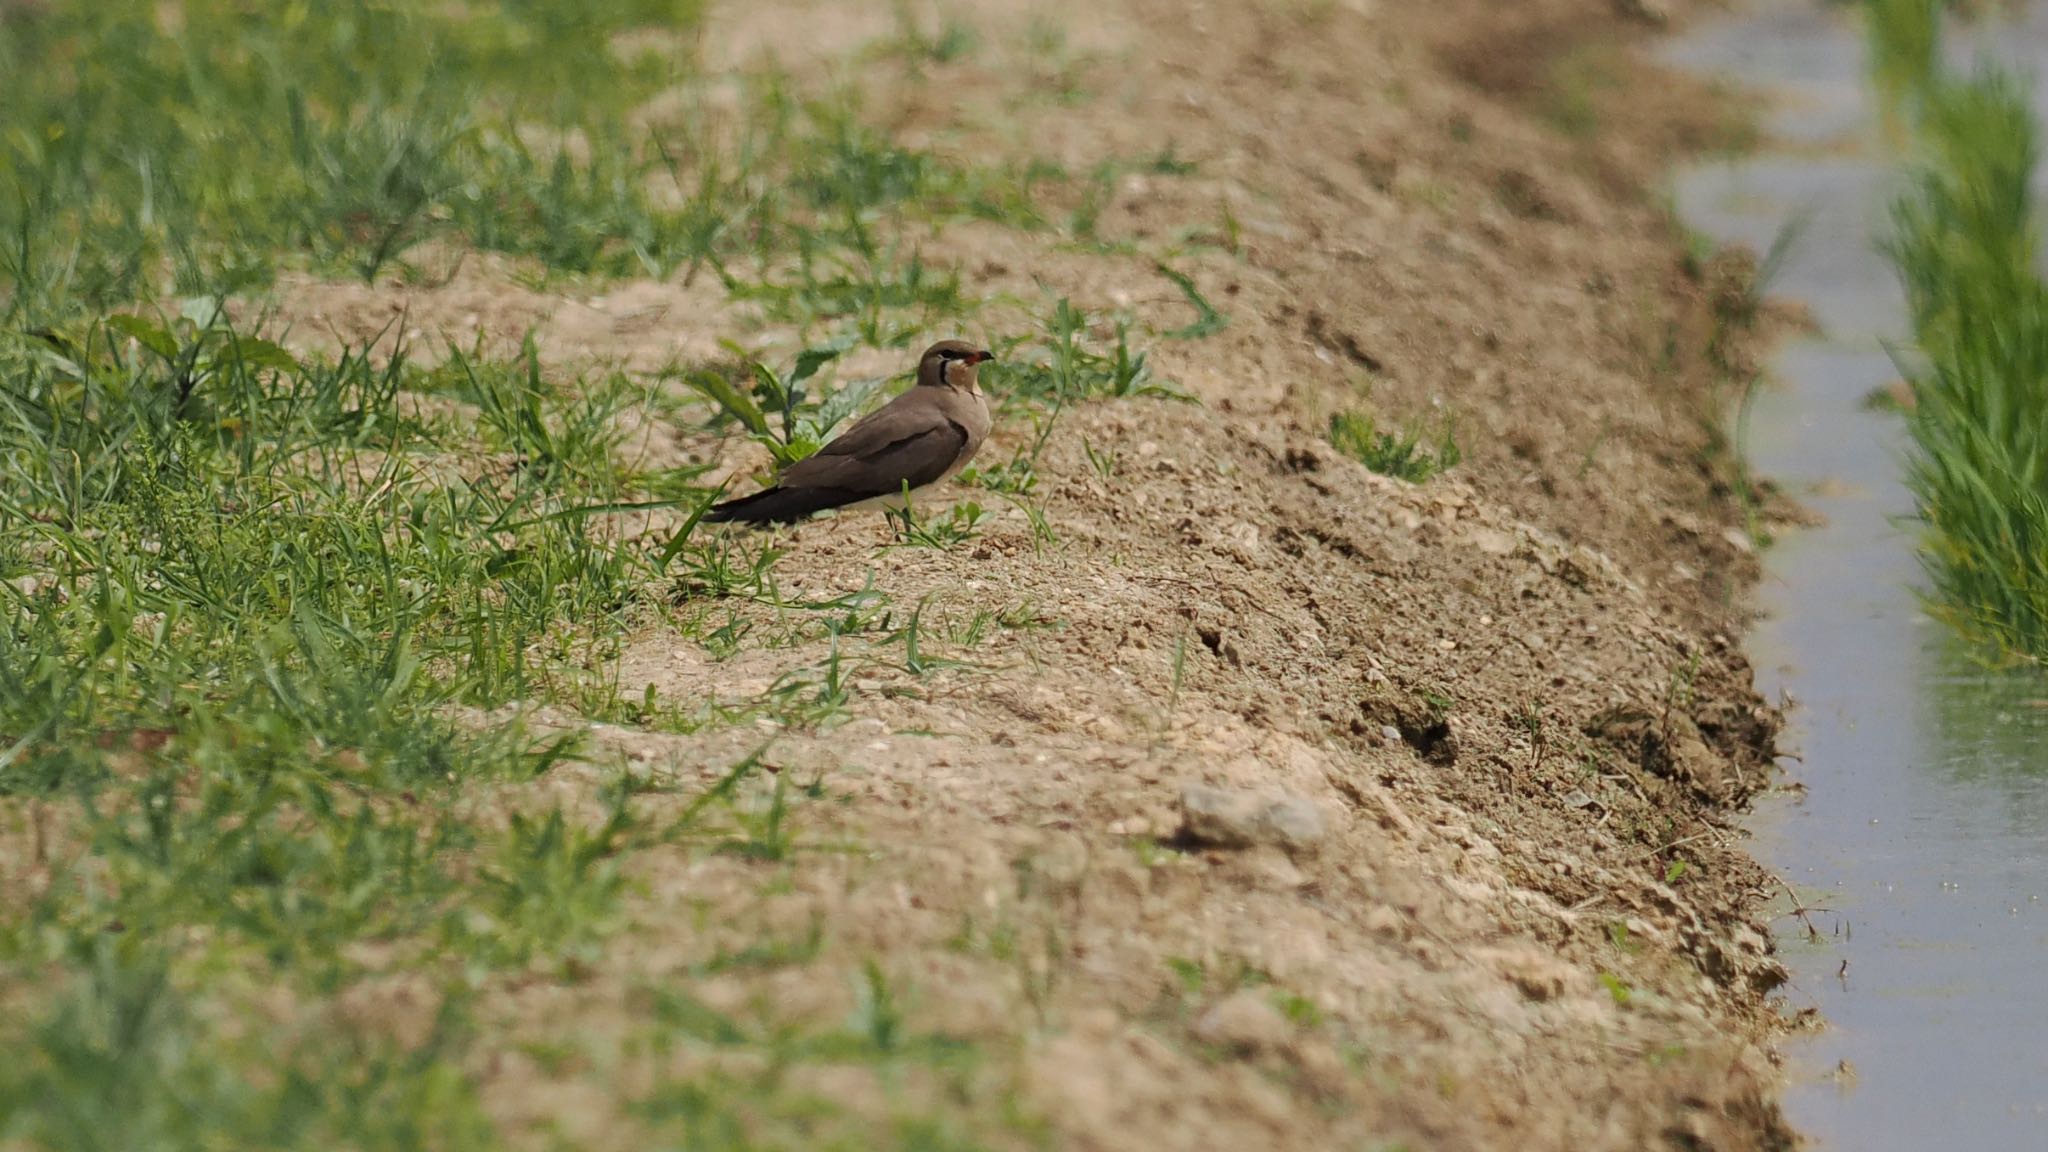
<box><xmin>282</xmin><ymin>0</ymin><xmax>1796</xmax><ymax>1147</ymax></box>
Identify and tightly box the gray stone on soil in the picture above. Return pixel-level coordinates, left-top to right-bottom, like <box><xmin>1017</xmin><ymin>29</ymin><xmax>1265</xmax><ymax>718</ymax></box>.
<box><xmin>1178</xmin><ymin>784</ymin><xmax>1329</xmax><ymax>852</ymax></box>
<box><xmin>1192</xmin><ymin>988</ymin><xmax>1293</xmax><ymax>1054</ymax></box>
<box><xmin>1260</xmin><ymin>794</ymin><xmax>1326</xmax><ymax>851</ymax></box>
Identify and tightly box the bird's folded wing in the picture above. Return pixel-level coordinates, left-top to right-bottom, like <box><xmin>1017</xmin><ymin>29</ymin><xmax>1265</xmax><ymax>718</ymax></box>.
<box><xmin>781</xmin><ymin>415</ymin><xmax>969</xmax><ymax>496</ymax></box>
<box><xmin>809</xmin><ymin>390</ymin><xmax>942</xmax><ymax>458</ymax></box>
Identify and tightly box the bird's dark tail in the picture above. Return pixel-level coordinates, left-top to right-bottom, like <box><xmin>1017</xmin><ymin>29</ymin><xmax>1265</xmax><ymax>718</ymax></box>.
<box><xmin>702</xmin><ymin>485</ymin><xmax>863</xmax><ymax>526</ymax></box>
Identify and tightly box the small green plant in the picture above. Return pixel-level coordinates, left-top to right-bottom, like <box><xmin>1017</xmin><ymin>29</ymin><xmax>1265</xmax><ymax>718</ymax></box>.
<box><xmin>666</xmin><ymin>530</ymin><xmax>786</xmax><ymax>603</ymax></box>
<box><xmin>1869</xmin><ymin>0</ymin><xmax>1943</xmax><ymax>118</ymax></box>
<box><xmin>885</xmin><ymin>497</ymin><xmax>988</xmax><ymax>549</ymax></box>
<box><xmin>0</xmin><ymin>0</ymin><xmax>719</xmax><ymax>313</ymax></box>
<box><xmin>996</xmin><ymin>298</ymin><xmax>1179</xmax><ymax>409</ymax></box>
<box><xmin>892</xmin><ymin>1</ymin><xmax>979</xmax><ymax>65</ymax></box>
<box><xmin>1156</xmin><ymin>263</ymin><xmax>1229</xmax><ymax>339</ymax></box>
<box><xmin>1545</xmin><ymin>44</ymin><xmax>1622</xmax><ymax>138</ymax></box>
<box><xmin>1165</xmin><ymin>957</ymin><xmax>1208</xmax><ymax>997</ymax></box>
<box><xmin>720</xmin><ymin>772</ymin><xmax>802</xmax><ymax>862</ymax></box>
<box><xmin>755</xmin><ymin>639</ymin><xmax>855</xmax><ymax>730</ymax></box>
<box><xmin>454</xmin><ymin>339</ymin><xmax>636</xmax><ymax>490</ymax></box>
<box><xmin>683</xmin><ymin>340</ymin><xmax>869</xmax><ymax>468</ymax></box>
<box><xmin>1605</xmin><ymin>921</ymin><xmax>1639</xmax><ymax>954</ymax></box>
<box><xmin>1082</xmin><ymin>438</ymin><xmax>1121</xmax><ymax>479</ymax></box>
<box><xmin>1597</xmin><ymin>971</ymin><xmax>1634</xmax><ymax>1006</ymax></box>
<box><xmin>1328</xmin><ymin>409</ymin><xmax>1462</xmax><ymax>482</ymax></box>
<box><xmin>1128</xmin><ymin>837</ymin><xmax>1171</xmax><ymax>868</ymax></box>
<box><xmin>467</xmin><ymin>802</ymin><xmax>630</xmax><ymax>969</ymax></box>
<box><xmin>630</xmin><ymin>960</ymin><xmax>1036</xmax><ymax>1145</ymax></box>
<box><xmin>1579</xmin><ymin>416</ymin><xmax>1613</xmax><ymax>477</ymax></box>
<box><xmin>962</xmin><ymin>453</ymin><xmax>1040</xmax><ymax>495</ymax></box>
<box><xmin>0</xmin><ymin>945</ymin><xmax>498</xmax><ymax>1151</ymax></box>
<box><xmin>1272</xmin><ymin>989</ymin><xmax>1324</xmax><ymax>1028</ymax></box>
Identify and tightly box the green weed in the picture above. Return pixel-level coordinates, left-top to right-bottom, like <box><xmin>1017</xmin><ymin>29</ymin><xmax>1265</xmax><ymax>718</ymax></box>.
<box><xmin>995</xmin><ymin>297</ymin><xmax>1179</xmax><ymax>410</ymax></box>
<box><xmin>1082</xmin><ymin>438</ymin><xmax>1121</xmax><ymax>479</ymax></box>
<box><xmin>0</xmin><ymin>301</ymin><xmax>709</xmax><ymax>1129</ymax></box>
<box><xmin>887</xmin><ymin>499</ymin><xmax>989</xmax><ymax>549</ymax></box>
<box><xmin>462</xmin><ymin>802</ymin><xmax>630</xmax><ymax>971</ymax></box>
<box><xmin>0</xmin><ymin>1</ymin><xmax>709</xmax><ymax>312</ymax></box>
<box><xmin>1597</xmin><ymin>971</ymin><xmax>1634</xmax><ymax>1006</ymax></box>
<box><xmin>682</xmin><ymin>338</ymin><xmax>863</xmax><ymax>468</ymax></box>
<box><xmin>631</xmin><ymin>965</ymin><xmax>1041</xmax><ymax>1148</ymax></box>
<box><xmin>0</xmin><ymin>2</ymin><xmax>1174</xmax><ymax>1143</ymax></box>
<box><xmin>1327</xmin><ymin>408</ymin><xmax>1462</xmax><ymax>483</ymax></box>
<box><xmin>0</xmin><ymin>944</ymin><xmax>496</xmax><ymax>1152</ymax></box>
<box><xmin>1545</xmin><ymin>44</ymin><xmax>1623</xmax><ymax>138</ymax></box>
<box><xmin>1156</xmin><ymin>263</ymin><xmax>1230</xmax><ymax>339</ymax></box>
<box><xmin>890</xmin><ymin>1</ymin><xmax>980</xmax><ymax>67</ymax></box>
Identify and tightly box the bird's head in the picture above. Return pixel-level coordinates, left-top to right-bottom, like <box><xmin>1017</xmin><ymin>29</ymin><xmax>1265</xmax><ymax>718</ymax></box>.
<box><xmin>917</xmin><ymin>339</ymin><xmax>995</xmax><ymax>394</ymax></box>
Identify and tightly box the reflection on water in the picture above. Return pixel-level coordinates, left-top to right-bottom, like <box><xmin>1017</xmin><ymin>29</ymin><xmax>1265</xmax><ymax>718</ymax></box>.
<box><xmin>1922</xmin><ymin>642</ymin><xmax>2048</xmax><ymax>811</ymax></box>
<box><xmin>1668</xmin><ymin>2</ymin><xmax>2048</xmax><ymax>1148</ymax></box>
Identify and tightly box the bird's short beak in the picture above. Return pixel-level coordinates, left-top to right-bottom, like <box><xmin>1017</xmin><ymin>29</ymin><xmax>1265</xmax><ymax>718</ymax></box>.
<box><xmin>972</xmin><ymin>350</ymin><xmax>994</xmax><ymax>364</ymax></box>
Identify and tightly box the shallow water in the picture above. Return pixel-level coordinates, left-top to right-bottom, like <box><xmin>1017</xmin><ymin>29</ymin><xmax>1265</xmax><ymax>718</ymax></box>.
<box><xmin>1667</xmin><ymin>4</ymin><xmax>2048</xmax><ymax>1148</ymax></box>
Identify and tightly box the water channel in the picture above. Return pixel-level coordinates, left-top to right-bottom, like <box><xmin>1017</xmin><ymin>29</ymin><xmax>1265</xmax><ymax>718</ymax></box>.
<box><xmin>1667</xmin><ymin>3</ymin><xmax>2048</xmax><ymax>1147</ymax></box>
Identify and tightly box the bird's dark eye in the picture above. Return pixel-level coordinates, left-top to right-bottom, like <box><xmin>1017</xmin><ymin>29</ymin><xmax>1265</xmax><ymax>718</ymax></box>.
<box><xmin>939</xmin><ymin>350</ymin><xmax>958</xmax><ymax>361</ymax></box>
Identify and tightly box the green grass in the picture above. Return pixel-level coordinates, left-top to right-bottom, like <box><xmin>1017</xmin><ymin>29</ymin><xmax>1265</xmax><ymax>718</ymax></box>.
<box><xmin>0</xmin><ymin>0</ymin><xmax>1070</xmax><ymax>330</ymax></box>
<box><xmin>0</xmin><ymin>298</ymin><xmax>813</xmax><ymax>1141</ymax></box>
<box><xmin>0</xmin><ymin>306</ymin><xmax>669</xmax><ymax>948</ymax></box>
<box><xmin>0</xmin><ymin>0</ymin><xmax>1238</xmax><ymax>1144</ymax></box>
<box><xmin>1869</xmin><ymin>0</ymin><xmax>1943</xmax><ymax>115</ymax></box>
<box><xmin>1868</xmin><ymin>0</ymin><xmax>2048</xmax><ymax>661</ymax></box>
<box><xmin>1544</xmin><ymin>44</ymin><xmax>1624</xmax><ymax>139</ymax></box>
<box><xmin>1327</xmin><ymin>408</ymin><xmax>1462</xmax><ymax>483</ymax></box>
<box><xmin>0</xmin><ymin>944</ymin><xmax>496</xmax><ymax>1152</ymax></box>
<box><xmin>630</xmin><ymin>965</ymin><xmax>1047</xmax><ymax>1150</ymax></box>
<box><xmin>682</xmin><ymin>337</ymin><xmax>868</xmax><ymax>468</ymax></box>
<box><xmin>0</xmin><ymin>0</ymin><xmax>710</xmax><ymax>309</ymax></box>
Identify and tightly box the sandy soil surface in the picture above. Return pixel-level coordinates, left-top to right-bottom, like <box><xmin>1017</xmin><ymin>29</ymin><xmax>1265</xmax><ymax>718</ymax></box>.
<box><xmin>265</xmin><ymin>0</ymin><xmax>1801</xmax><ymax>1147</ymax></box>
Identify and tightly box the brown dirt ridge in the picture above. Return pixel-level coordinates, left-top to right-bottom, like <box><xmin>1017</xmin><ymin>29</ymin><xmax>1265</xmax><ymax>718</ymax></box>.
<box><xmin>277</xmin><ymin>0</ymin><xmax>1800</xmax><ymax>1148</ymax></box>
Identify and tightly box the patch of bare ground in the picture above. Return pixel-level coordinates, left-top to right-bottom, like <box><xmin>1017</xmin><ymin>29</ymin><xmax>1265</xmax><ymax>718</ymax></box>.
<box><xmin>259</xmin><ymin>0</ymin><xmax>1799</xmax><ymax>1148</ymax></box>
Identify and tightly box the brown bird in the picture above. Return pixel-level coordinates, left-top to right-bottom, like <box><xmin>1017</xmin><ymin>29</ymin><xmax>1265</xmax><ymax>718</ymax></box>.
<box><xmin>705</xmin><ymin>339</ymin><xmax>994</xmax><ymax>526</ymax></box>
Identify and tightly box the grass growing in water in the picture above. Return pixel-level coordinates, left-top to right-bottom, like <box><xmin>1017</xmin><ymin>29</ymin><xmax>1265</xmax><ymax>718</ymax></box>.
<box><xmin>1869</xmin><ymin>0</ymin><xmax>2048</xmax><ymax>660</ymax></box>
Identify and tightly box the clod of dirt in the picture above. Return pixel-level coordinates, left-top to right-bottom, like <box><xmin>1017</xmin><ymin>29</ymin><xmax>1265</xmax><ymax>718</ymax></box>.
<box><xmin>1280</xmin><ymin>444</ymin><xmax>1324</xmax><ymax>473</ymax></box>
<box><xmin>1690</xmin><ymin>921</ymin><xmax>1790</xmax><ymax>997</ymax></box>
<box><xmin>1357</xmin><ymin>688</ymin><xmax>1459</xmax><ymax>765</ymax></box>
<box><xmin>1484</xmin><ymin>946</ymin><xmax>1583</xmax><ymax>1003</ymax></box>
<box><xmin>1193</xmin><ymin>989</ymin><xmax>1294</xmax><ymax>1055</ymax></box>
<box><xmin>1304</xmin><ymin>309</ymin><xmax>1388</xmax><ymax>374</ymax></box>
<box><xmin>1196</xmin><ymin>625</ymin><xmax>1245</xmax><ymax>669</ymax></box>
<box><xmin>1176</xmin><ymin>785</ymin><xmax>1328</xmax><ymax>853</ymax></box>
<box><xmin>1693</xmin><ymin>695</ymin><xmax>1781</xmax><ymax>764</ymax></box>
<box><xmin>1588</xmin><ymin>707</ymin><xmax>1737</xmax><ymax>803</ymax></box>
<box><xmin>1615</xmin><ymin>0</ymin><xmax>1673</xmax><ymax>27</ymax></box>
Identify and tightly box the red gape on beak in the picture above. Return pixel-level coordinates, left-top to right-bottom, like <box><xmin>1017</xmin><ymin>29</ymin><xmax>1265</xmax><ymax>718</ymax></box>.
<box><xmin>972</xmin><ymin>350</ymin><xmax>994</xmax><ymax>364</ymax></box>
